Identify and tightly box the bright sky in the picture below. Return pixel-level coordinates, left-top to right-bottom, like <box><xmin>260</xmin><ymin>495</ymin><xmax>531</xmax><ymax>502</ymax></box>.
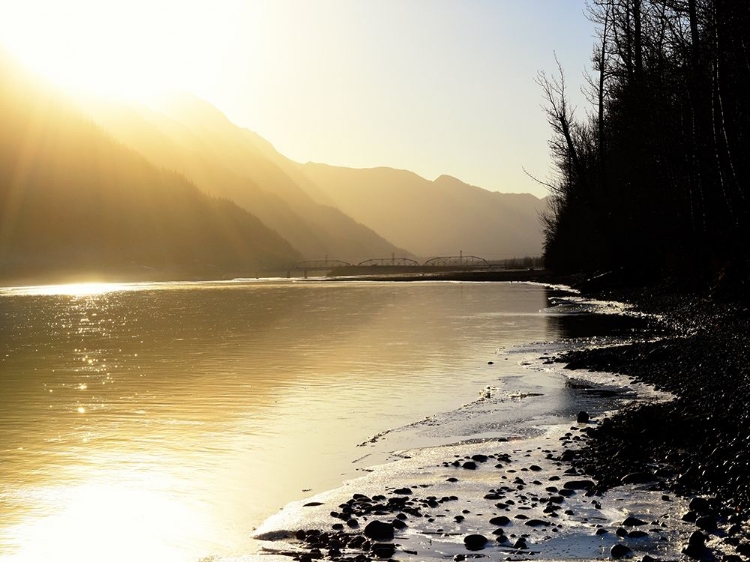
<box><xmin>0</xmin><ymin>0</ymin><xmax>597</xmax><ymax>198</ymax></box>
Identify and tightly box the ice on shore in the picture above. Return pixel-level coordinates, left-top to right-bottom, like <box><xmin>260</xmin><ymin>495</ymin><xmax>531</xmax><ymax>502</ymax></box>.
<box><xmin>250</xmin><ymin>346</ymin><xmax>687</xmax><ymax>562</ymax></box>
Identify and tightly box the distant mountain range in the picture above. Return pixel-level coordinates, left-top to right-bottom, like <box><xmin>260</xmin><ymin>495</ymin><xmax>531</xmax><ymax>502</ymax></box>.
<box><xmin>299</xmin><ymin>165</ymin><xmax>546</xmax><ymax>259</ymax></box>
<box><xmin>0</xmin><ymin>51</ymin><xmax>547</xmax><ymax>284</ymax></box>
<box><xmin>0</xmin><ymin>55</ymin><xmax>300</xmax><ymax>284</ymax></box>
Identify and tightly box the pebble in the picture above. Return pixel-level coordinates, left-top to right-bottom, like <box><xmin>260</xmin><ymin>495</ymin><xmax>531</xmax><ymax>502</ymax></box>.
<box><xmin>610</xmin><ymin>543</ymin><xmax>632</xmax><ymax>558</ymax></box>
<box><xmin>363</xmin><ymin>521</ymin><xmax>394</xmax><ymax>541</ymax></box>
<box><xmin>463</xmin><ymin>534</ymin><xmax>488</xmax><ymax>551</ymax></box>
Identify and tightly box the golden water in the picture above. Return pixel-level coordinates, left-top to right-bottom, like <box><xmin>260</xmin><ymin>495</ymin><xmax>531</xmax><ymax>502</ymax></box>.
<box><xmin>0</xmin><ymin>280</ymin><xmax>561</xmax><ymax>561</ymax></box>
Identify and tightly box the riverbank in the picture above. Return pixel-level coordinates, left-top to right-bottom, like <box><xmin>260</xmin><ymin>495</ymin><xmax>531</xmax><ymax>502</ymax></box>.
<box><xmin>556</xmin><ymin>277</ymin><xmax>750</xmax><ymax>560</ymax></box>
<box><xmin>252</xmin><ymin>275</ymin><xmax>750</xmax><ymax>562</ymax></box>
<box><xmin>327</xmin><ymin>268</ymin><xmax>579</xmax><ymax>285</ymax></box>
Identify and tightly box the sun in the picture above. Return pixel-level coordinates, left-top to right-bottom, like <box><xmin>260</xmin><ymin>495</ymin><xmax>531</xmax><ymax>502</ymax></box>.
<box><xmin>0</xmin><ymin>0</ymin><xmax>218</xmax><ymax>103</ymax></box>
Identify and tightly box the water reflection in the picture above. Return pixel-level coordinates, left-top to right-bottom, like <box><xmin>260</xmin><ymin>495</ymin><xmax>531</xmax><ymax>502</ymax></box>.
<box><xmin>1</xmin><ymin>281</ymin><xmax>563</xmax><ymax>561</ymax></box>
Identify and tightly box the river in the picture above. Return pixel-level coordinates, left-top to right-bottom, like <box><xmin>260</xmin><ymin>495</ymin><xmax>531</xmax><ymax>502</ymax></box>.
<box><xmin>0</xmin><ymin>279</ymin><xmax>630</xmax><ymax>561</ymax></box>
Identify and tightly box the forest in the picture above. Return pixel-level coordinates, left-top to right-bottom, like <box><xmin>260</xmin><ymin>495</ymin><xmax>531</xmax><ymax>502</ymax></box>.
<box><xmin>539</xmin><ymin>0</ymin><xmax>750</xmax><ymax>281</ymax></box>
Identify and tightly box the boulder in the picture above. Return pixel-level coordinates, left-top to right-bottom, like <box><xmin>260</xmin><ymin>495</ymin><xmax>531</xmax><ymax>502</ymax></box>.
<box><xmin>364</xmin><ymin>521</ymin><xmax>394</xmax><ymax>541</ymax></box>
<box><xmin>610</xmin><ymin>543</ymin><xmax>632</xmax><ymax>558</ymax></box>
<box><xmin>463</xmin><ymin>534</ymin><xmax>488</xmax><ymax>551</ymax></box>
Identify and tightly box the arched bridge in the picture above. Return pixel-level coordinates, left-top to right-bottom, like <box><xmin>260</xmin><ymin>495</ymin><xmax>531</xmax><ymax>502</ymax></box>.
<box><xmin>423</xmin><ymin>255</ymin><xmax>489</xmax><ymax>268</ymax></box>
<box><xmin>358</xmin><ymin>257</ymin><xmax>421</xmax><ymax>267</ymax></box>
<box><xmin>290</xmin><ymin>259</ymin><xmax>353</xmax><ymax>271</ymax></box>
<box><xmin>289</xmin><ymin>254</ymin><xmax>494</xmax><ymax>276</ymax></box>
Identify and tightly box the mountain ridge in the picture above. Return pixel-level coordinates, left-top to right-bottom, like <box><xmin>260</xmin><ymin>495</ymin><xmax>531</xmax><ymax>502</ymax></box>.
<box><xmin>87</xmin><ymin>92</ymin><xmax>546</xmax><ymax>262</ymax></box>
<box><xmin>86</xmin><ymin>95</ymin><xmax>408</xmax><ymax>263</ymax></box>
<box><xmin>0</xmin><ymin>53</ymin><xmax>301</xmax><ymax>285</ymax></box>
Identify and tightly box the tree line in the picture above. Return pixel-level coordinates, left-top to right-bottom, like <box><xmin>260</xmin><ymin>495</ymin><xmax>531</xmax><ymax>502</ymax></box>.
<box><xmin>539</xmin><ymin>0</ymin><xmax>750</xmax><ymax>277</ymax></box>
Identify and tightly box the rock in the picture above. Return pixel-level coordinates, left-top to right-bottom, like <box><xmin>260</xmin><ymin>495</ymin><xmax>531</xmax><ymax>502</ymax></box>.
<box><xmin>577</xmin><ymin>411</ymin><xmax>590</xmax><ymax>423</ymax></box>
<box><xmin>682</xmin><ymin>511</ymin><xmax>697</xmax><ymax>522</ymax></box>
<box><xmin>641</xmin><ymin>555</ymin><xmax>658</xmax><ymax>562</ymax></box>
<box><xmin>471</xmin><ymin>454</ymin><xmax>488</xmax><ymax>462</ymax></box>
<box><xmin>596</xmin><ymin>528</ymin><xmax>609</xmax><ymax>535</ymax></box>
<box><xmin>563</xmin><ymin>479</ymin><xmax>596</xmax><ymax>490</ymax></box>
<box><xmin>454</xmin><ymin>555</ymin><xmax>466</xmax><ymax>562</ymax></box>
<box><xmin>346</xmin><ymin>518</ymin><xmax>359</xmax><ymax>528</ymax></box>
<box><xmin>513</xmin><ymin>538</ymin><xmax>528</xmax><ymax>549</ymax></box>
<box><xmin>610</xmin><ymin>543</ymin><xmax>632</xmax><ymax>558</ymax></box>
<box><xmin>364</xmin><ymin>521</ymin><xmax>394</xmax><ymax>541</ymax></box>
<box><xmin>623</xmin><ymin>516</ymin><xmax>647</xmax><ymax>526</ymax></box>
<box><xmin>616</xmin><ymin>527</ymin><xmax>628</xmax><ymax>537</ymax></box>
<box><xmin>303</xmin><ymin>501</ymin><xmax>324</xmax><ymax>507</ymax></box>
<box><xmin>446</xmin><ymin>477</ymin><xmax>458</xmax><ymax>482</ymax></box>
<box><xmin>463</xmin><ymin>534</ymin><xmax>488</xmax><ymax>551</ymax></box>
<box><xmin>454</xmin><ymin>515</ymin><xmax>465</xmax><ymax>523</ymax></box>
<box><xmin>628</xmin><ymin>530</ymin><xmax>649</xmax><ymax>538</ymax></box>
<box><xmin>348</xmin><ymin>536</ymin><xmax>365</xmax><ymax>549</ymax></box>
<box><xmin>695</xmin><ymin>515</ymin><xmax>717</xmax><ymax>531</ymax></box>
<box><xmin>370</xmin><ymin>543</ymin><xmax>395</xmax><ymax>558</ymax></box>
<box><xmin>489</xmin><ymin>516</ymin><xmax>511</xmax><ymax>526</ymax></box>
<box><xmin>529</xmin><ymin>465</ymin><xmax>543</xmax><ymax>471</ymax></box>
<box><xmin>525</xmin><ymin>519</ymin><xmax>550</xmax><ymax>527</ymax></box>
<box><xmin>392</xmin><ymin>518</ymin><xmax>408</xmax><ymax>530</ymax></box>
<box><xmin>688</xmin><ymin>531</ymin><xmax>706</xmax><ymax>547</ymax></box>
<box><xmin>462</xmin><ymin>461</ymin><xmax>477</xmax><ymax>470</ymax></box>
<box><xmin>393</xmin><ymin>487</ymin><xmax>412</xmax><ymax>495</ymax></box>
<box><xmin>621</xmin><ymin>472</ymin><xmax>655</xmax><ymax>484</ymax></box>
<box><xmin>295</xmin><ymin>530</ymin><xmax>307</xmax><ymax>540</ymax></box>
<box><xmin>689</xmin><ymin>497</ymin><xmax>711</xmax><ymax>514</ymax></box>
<box><xmin>682</xmin><ymin>543</ymin><xmax>706</xmax><ymax>559</ymax></box>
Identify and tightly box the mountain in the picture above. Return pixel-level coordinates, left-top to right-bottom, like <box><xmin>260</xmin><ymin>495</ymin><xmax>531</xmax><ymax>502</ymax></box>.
<box><xmin>0</xmin><ymin>54</ymin><xmax>301</xmax><ymax>284</ymax></box>
<box><xmin>88</xmin><ymin>95</ymin><xmax>546</xmax><ymax>262</ymax></box>
<box><xmin>85</xmin><ymin>95</ymin><xmax>408</xmax><ymax>263</ymax></box>
<box><xmin>298</xmin><ymin>165</ymin><xmax>547</xmax><ymax>259</ymax></box>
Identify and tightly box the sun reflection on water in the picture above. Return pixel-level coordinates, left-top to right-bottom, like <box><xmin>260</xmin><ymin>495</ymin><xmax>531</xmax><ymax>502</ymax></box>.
<box><xmin>2</xmin><ymin>282</ymin><xmax>133</xmax><ymax>297</ymax></box>
<box><xmin>7</xmin><ymin>479</ymin><xmax>209</xmax><ymax>562</ymax></box>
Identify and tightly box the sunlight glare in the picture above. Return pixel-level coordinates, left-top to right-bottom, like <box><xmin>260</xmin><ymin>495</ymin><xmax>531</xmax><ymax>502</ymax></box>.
<box><xmin>0</xmin><ymin>0</ymin><xmax>243</xmax><ymax>103</ymax></box>
<box><xmin>8</xmin><ymin>482</ymin><xmax>207</xmax><ymax>562</ymax></box>
<box><xmin>4</xmin><ymin>282</ymin><xmax>132</xmax><ymax>297</ymax></box>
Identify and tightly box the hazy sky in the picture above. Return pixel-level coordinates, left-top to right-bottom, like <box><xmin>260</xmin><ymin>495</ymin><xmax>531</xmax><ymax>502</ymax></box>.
<box><xmin>0</xmin><ymin>1</ymin><xmax>597</xmax><ymax>198</ymax></box>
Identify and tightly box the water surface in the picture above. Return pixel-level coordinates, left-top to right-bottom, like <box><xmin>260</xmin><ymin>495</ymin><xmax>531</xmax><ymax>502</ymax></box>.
<box><xmin>0</xmin><ymin>280</ymin><xmax>597</xmax><ymax>561</ymax></box>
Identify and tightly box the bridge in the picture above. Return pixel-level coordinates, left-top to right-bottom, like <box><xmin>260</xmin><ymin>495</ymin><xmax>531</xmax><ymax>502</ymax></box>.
<box><xmin>357</xmin><ymin>257</ymin><xmax>421</xmax><ymax>267</ymax></box>
<box><xmin>423</xmin><ymin>255</ymin><xmax>489</xmax><ymax>268</ymax></box>
<box><xmin>288</xmin><ymin>253</ymin><xmax>498</xmax><ymax>277</ymax></box>
<box><xmin>290</xmin><ymin>259</ymin><xmax>353</xmax><ymax>272</ymax></box>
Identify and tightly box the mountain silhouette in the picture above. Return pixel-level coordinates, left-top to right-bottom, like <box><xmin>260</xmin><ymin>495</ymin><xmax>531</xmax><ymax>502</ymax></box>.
<box><xmin>88</xmin><ymin>94</ymin><xmax>545</xmax><ymax>262</ymax></box>
<box><xmin>0</xmin><ymin>53</ymin><xmax>300</xmax><ymax>284</ymax></box>
<box><xmin>87</xmin><ymin>94</ymin><xmax>408</xmax><ymax>263</ymax></box>
<box><xmin>299</xmin><ymin>165</ymin><xmax>546</xmax><ymax>259</ymax></box>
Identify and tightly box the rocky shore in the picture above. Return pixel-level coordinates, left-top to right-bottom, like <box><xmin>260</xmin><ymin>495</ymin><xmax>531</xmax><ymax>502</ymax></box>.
<box><xmin>255</xmin><ymin>274</ymin><xmax>750</xmax><ymax>562</ymax></box>
<box><xmin>556</xmin><ymin>276</ymin><xmax>750</xmax><ymax>560</ymax></box>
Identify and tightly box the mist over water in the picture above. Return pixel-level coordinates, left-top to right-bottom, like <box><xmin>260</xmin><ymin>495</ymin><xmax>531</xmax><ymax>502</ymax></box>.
<box><xmin>0</xmin><ymin>280</ymin><xmax>622</xmax><ymax>561</ymax></box>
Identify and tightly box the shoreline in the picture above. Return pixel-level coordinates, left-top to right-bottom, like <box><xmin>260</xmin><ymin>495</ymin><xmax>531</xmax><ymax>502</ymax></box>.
<box><xmin>251</xmin><ymin>288</ymin><xmax>744</xmax><ymax>562</ymax></box>
<box><xmin>557</xmin><ymin>282</ymin><xmax>750</xmax><ymax>559</ymax></box>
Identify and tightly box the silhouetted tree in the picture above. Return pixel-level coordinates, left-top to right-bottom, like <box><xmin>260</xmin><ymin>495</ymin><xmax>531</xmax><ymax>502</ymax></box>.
<box><xmin>539</xmin><ymin>0</ymin><xmax>750</xmax><ymax>276</ymax></box>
